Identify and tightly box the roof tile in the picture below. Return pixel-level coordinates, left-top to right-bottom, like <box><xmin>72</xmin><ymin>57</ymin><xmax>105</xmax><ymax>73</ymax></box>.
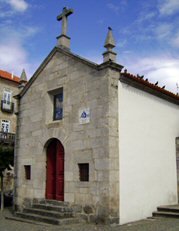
<box><xmin>0</xmin><ymin>70</ymin><xmax>20</xmax><ymax>84</ymax></box>
<box><xmin>121</xmin><ymin>72</ymin><xmax>179</xmax><ymax>101</ymax></box>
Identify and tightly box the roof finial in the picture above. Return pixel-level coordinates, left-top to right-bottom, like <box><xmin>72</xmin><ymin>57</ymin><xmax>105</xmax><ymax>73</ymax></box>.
<box><xmin>104</xmin><ymin>27</ymin><xmax>116</xmax><ymax>50</ymax></box>
<box><xmin>103</xmin><ymin>27</ymin><xmax>117</xmax><ymax>62</ymax></box>
<box><xmin>20</xmin><ymin>69</ymin><xmax>27</xmax><ymax>82</ymax></box>
<box><xmin>56</xmin><ymin>7</ymin><xmax>74</xmax><ymax>49</ymax></box>
<box><xmin>19</xmin><ymin>69</ymin><xmax>27</xmax><ymax>90</ymax></box>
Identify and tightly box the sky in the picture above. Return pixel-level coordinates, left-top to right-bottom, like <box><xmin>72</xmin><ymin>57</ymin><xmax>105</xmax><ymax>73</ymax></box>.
<box><xmin>0</xmin><ymin>0</ymin><xmax>179</xmax><ymax>93</ymax></box>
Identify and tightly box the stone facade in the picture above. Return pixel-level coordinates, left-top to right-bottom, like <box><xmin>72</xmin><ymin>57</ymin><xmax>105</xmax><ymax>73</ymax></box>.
<box><xmin>14</xmin><ymin>47</ymin><xmax>122</xmax><ymax>223</ymax></box>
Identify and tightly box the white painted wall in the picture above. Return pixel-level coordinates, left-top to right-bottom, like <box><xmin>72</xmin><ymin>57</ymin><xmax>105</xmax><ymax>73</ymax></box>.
<box><xmin>118</xmin><ymin>82</ymin><xmax>179</xmax><ymax>224</ymax></box>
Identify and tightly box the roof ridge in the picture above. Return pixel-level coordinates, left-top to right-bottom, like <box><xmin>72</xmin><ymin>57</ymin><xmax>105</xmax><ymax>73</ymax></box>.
<box><xmin>121</xmin><ymin>71</ymin><xmax>179</xmax><ymax>99</ymax></box>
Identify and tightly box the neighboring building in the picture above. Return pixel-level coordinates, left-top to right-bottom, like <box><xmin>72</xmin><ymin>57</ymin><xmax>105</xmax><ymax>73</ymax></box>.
<box><xmin>0</xmin><ymin>69</ymin><xmax>27</xmax><ymax>194</ymax></box>
<box><xmin>0</xmin><ymin>70</ymin><xmax>20</xmax><ymax>146</ymax></box>
<box><xmin>14</xmin><ymin>8</ymin><xmax>179</xmax><ymax>225</ymax></box>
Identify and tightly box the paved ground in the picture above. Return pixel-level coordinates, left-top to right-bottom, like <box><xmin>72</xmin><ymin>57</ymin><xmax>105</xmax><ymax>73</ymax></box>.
<box><xmin>1</xmin><ymin>208</ymin><xmax>179</xmax><ymax>231</ymax></box>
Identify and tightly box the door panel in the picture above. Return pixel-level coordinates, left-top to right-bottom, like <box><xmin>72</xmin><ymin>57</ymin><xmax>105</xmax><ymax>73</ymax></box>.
<box><xmin>46</xmin><ymin>139</ymin><xmax>64</xmax><ymax>201</ymax></box>
<box><xmin>56</xmin><ymin>142</ymin><xmax>64</xmax><ymax>201</ymax></box>
<box><xmin>46</xmin><ymin>140</ymin><xmax>56</xmax><ymax>199</ymax></box>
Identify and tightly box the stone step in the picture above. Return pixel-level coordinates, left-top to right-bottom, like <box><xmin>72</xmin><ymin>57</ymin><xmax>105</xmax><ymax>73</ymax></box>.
<box><xmin>153</xmin><ymin>211</ymin><xmax>179</xmax><ymax>219</ymax></box>
<box><xmin>14</xmin><ymin>200</ymin><xmax>80</xmax><ymax>226</ymax></box>
<box><xmin>16</xmin><ymin>211</ymin><xmax>79</xmax><ymax>225</ymax></box>
<box><xmin>23</xmin><ymin>208</ymin><xmax>73</xmax><ymax>219</ymax></box>
<box><xmin>39</xmin><ymin>199</ymin><xmax>69</xmax><ymax>207</ymax></box>
<box><xmin>16</xmin><ymin>212</ymin><xmax>60</xmax><ymax>225</ymax></box>
<box><xmin>32</xmin><ymin>203</ymin><xmax>73</xmax><ymax>213</ymax></box>
<box><xmin>157</xmin><ymin>206</ymin><xmax>179</xmax><ymax>213</ymax></box>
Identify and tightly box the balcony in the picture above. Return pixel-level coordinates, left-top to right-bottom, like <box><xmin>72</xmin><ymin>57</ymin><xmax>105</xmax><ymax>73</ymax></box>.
<box><xmin>1</xmin><ymin>100</ymin><xmax>14</xmax><ymax>113</ymax></box>
<box><xmin>0</xmin><ymin>132</ymin><xmax>15</xmax><ymax>145</ymax></box>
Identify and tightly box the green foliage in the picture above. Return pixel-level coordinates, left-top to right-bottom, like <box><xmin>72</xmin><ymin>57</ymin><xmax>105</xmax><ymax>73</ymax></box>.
<box><xmin>0</xmin><ymin>145</ymin><xmax>14</xmax><ymax>175</ymax></box>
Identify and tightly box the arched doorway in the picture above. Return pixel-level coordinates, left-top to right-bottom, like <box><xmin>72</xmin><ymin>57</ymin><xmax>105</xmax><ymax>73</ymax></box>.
<box><xmin>46</xmin><ymin>139</ymin><xmax>64</xmax><ymax>201</ymax></box>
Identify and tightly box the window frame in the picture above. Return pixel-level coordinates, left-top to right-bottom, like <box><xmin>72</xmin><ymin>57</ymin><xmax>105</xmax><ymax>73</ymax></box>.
<box><xmin>24</xmin><ymin>165</ymin><xmax>31</xmax><ymax>180</ymax></box>
<box><xmin>1</xmin><ymin>120</ymin><xmax>10</xmax><ymax>133</ymax></box>
<box><xmin>3</xmin><ymin>90</ymin><xmax>12</xmax><ymax>105</ymax></box>
<box><xmin>78</xmin><ymin>163</ymin><xmax>89</xmax><ymax>182</ymax></box>
<box><xmin>53</xmin><ymin>89</ymin><xmax>63</xmax><ymax>121</ymax></box>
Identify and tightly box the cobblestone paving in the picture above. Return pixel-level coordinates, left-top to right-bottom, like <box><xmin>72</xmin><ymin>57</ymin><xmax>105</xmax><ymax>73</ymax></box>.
<box><xmin>1</xmin><ymin>208</ymin><xmax>179</xmax><ymax>231</ymax></box>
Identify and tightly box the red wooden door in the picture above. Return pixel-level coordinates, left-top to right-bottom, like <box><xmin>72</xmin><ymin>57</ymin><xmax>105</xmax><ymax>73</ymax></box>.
<box><xmin>46</xmin><ymin>139</ymin><xmax>64</xmax><ymax>201</ymax></box>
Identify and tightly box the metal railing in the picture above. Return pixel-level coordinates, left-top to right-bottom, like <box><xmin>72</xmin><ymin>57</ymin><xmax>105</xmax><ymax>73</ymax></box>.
<box><xmin>0</xmin><ymin>132</ymin><xmax>15</xmax><ymax>144</ymax></box>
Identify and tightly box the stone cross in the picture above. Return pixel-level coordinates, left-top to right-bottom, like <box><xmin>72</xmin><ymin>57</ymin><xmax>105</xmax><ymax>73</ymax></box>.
<box><xmin>57</xmin><ymin>7</ymin><xmax>73</xmax><ymax>36</ymax></box>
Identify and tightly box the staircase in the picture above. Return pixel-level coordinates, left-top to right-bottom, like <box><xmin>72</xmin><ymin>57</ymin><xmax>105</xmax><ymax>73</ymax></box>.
<box><xmin>153</xmin><ymin>205</ymin><xmax>179</xmax><ymax>218</ymax></box>
<box><xmin>15</xmin><ymin>200</ymin><xmax>80</xmax><ymax>225</ymax></box>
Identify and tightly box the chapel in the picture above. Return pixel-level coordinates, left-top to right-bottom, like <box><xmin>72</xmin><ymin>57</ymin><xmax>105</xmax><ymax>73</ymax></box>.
<box><xmin>14</xmin><ymin>7</ymin><xmax>179</xmax><ymax>225</ymax></box>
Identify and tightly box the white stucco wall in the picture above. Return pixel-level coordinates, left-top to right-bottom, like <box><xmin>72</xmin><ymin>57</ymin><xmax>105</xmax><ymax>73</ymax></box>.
<box><xmin>118</xmin><ymin>82</ymin><xmax>179</xmax><ymax>224</ymax></box>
